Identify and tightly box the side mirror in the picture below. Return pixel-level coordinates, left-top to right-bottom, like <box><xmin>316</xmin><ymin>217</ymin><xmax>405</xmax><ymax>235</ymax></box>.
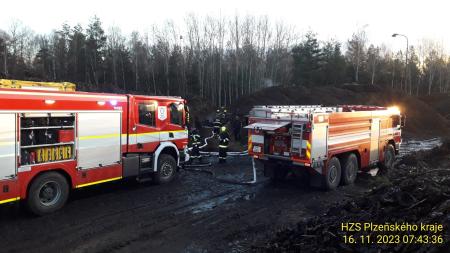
<box><xmin>400</xmin><ymin>115</ymin><xmax>406</xmax><ymax>128</ymax></box>
<box><xmin>183</xmin><ymin>104</ymin><xmax>190</xmax><ymax>128</ymax></box>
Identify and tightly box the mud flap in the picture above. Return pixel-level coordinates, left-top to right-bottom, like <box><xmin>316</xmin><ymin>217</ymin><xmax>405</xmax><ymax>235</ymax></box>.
<box><xmin>309</xmin><ymin>166</ymin><xmax>324</xmax><ymax>188</ymax></box>
<box><xmin>122</xmin><ymin>155</ymin><xmax>140</xmax><ymax>177</ymax></box>
<box><xmin>309</xmin><ymin>173</ymin><xmax>323</xmax><ymax>188</ymax></box>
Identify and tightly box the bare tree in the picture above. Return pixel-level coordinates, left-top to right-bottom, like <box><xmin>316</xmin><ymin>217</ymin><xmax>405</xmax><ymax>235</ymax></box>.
<box><xmin>367</xmin><ymin>44</ymin><xmax>380</xmax><ymax>85</ymax></box>
<box><xmin>346</xmin><ymin>26</ymin><xmax>367</xmax><ymax>83</ymax></box>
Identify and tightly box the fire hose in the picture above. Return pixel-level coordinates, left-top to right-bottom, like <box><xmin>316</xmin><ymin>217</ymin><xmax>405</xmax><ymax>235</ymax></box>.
<box><xmin>182</xmin><ymin>157</ymin><xmax>265</xmax><ymax>185</ymax></box>
<box><xmin>183</xmin><ymin>131</ymin><xmax>264</xmax><ymax>185</ymax></box>
<box><xmin>187</xmin><ymin>130</ymin><xmax>248</xmax><ymax>156</ymax></box>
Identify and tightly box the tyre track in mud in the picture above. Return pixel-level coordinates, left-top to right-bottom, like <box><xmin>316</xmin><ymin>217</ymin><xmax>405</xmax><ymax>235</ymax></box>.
<box><xmin>0</xmin><ymin>139</ymin><xmax>439</xmax><ymax>252</ymax></box>
<box><xmin>0</xmin><ymin>159</ymin><xmax>258</xmax><ymax>253</ymax></box>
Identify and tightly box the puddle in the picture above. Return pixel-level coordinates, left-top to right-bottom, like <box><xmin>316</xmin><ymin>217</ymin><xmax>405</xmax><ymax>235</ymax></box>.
<box><xmin>191</xmin><ymin>192</ymin><xmax>255</xmax><ymax>214</ymax></box>
<box><xmin>399</xmin><ymin>138</ymin><xmax>441</xmax><ymax>157</ymax></box>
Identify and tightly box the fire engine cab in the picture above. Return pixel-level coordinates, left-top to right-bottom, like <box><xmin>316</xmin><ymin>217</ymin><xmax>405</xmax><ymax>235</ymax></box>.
<box><xmin>246</xmin><ymin>105</ymin><xmax>404</xmax><ymax>190</ymax></box>
<box><xmin>0</xmin><ymin>80</ymin><xmax>188</xmax><ymax>215</ymax></box>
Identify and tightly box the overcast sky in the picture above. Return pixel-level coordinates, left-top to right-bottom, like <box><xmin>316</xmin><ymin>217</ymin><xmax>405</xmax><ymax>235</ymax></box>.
<box><xmin>1</xmin><ymin>0</ymin><xmax>448</xmax><ymax>51</ymax></box>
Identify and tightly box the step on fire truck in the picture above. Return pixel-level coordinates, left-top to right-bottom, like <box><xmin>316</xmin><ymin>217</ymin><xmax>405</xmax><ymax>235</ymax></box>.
<box><xmin>0</xmin><ymin>79</ymin><xmax>188</xmax><ymax>215</ymax></box>
<box><xmin>246</xmin><ymin>105</ymin><xmax>404</xmax><ymax>190</ymax></box>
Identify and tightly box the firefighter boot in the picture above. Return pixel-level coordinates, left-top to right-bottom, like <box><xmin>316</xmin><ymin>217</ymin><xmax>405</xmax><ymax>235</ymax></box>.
<box><xmin>219</xmin><ymin>146</ymin><xmax>227</xmax><ymax>163</ymax></box>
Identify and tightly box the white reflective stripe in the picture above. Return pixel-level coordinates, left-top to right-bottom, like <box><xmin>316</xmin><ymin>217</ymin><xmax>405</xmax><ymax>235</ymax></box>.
<box><xmin>380</xmin><ymin>127</ymin><xmax>396</xmax><ymax>135</ymax></box>
<box><xmin>18</xmin><ymin>166</ymin><xmax>31</xmax><ymax>172</ymax></box>
<box><xmin>126</xmin><ymin>130</ymin><xmax>188</xmax><ymax>145</ymax></box>
<box><xmin>328</xmin><ymin>141</ymin><xmax>370</xmax><ymax>151</ymax></box>
<box><xmin>328</xmin><ymin>122</ymin><xmax>370</xmax><ymax>130</ymax></box>
<box><xmin>136</xmin><ymin>132</ymin><xmax>160</xmax><ymax>144</ymax></box>
<box><xmin>160</xmin><ymin>130</ymin><xmax>188</xmax><ymax>141</ymax></box>
<box><xmin>328</xmin><ymin>132</ymin><xmax>371</xmax><ymax>146</ymax></box>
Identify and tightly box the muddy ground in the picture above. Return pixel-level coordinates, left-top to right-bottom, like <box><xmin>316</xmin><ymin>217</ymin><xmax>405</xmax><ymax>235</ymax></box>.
<box><xmin>0</xmin><ymin>139</ymin><xmax>444</xmax><ymax>253</ymax></box>
<box><xmin>257</xmin><ymin>141</ymin><xmax>450</xmax><ymax>253</ymax></box>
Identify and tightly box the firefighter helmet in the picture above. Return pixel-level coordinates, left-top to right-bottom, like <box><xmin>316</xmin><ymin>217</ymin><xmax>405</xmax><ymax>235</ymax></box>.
<box><xmin>220</xmin><ymin>126</ymin><xmax>227</xmax><ymax>132</ymax></box>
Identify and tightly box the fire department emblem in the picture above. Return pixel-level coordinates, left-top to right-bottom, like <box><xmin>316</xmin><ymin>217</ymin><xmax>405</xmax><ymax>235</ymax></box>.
<box><xmin>158</xmin><ymin>106</ymin><xmax>167</xmax><ymax>120</ymax></box>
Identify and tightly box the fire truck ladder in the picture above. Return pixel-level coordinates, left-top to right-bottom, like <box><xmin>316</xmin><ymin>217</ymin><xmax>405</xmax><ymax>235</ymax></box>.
<box><xmin>0</xmin><ymin>79</ymin><xmax>76</xmax><ymax>91</ymax></box>
<box><xmin>291</xmin><ymin>123</ymin><xmax>303</xmax><ymax>155</ymax></box>
<box><xmin>251</xmin><ymin>105</ymin><xmax>341</xmax><ymax>120</ymax></box>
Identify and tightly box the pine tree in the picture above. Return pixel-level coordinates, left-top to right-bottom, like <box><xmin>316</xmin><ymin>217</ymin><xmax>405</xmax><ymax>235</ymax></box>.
<box><xmin>291</xmin><ymin>31</ymin><xmax>322</xmax><ymax>86</ymax></box>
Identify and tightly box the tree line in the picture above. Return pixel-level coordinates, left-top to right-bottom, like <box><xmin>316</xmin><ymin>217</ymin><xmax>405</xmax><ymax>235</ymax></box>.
<box><xmin>0</xmin><ymin>15</ymin><xmax>449</xmax><ymax>106</ymax></box>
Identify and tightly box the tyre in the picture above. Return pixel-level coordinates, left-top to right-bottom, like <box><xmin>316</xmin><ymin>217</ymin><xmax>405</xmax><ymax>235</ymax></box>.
<box><xmin>380</xmin><ymin>144</ymin><xmax>396</xmax><ymax>170</ymax></box>
<box><xmin>27</xmin><ymin>172</ymin><xmax>69</xmax><ymax>216</ymax></box>
<box><xmin>323</xmin><ymin>157</ymin><xmax>341</xmax><ymax>190</ymax></box>
<box><xmin>341</xmin><ymin>153</ymin><xmax>358</xmax><ymax>185</ymax></box>
<box><xmin>153</xmin><ymin>154</ymin><xmax>177</xmax><ymax>184</ymax></box>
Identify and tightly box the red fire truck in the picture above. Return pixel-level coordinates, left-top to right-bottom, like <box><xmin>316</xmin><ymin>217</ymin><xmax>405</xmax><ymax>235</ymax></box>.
<box><xmin>246</xmin><ymin>105</ymin><xmax>404</xmax><ymax>190</ymax></box>
<box><xmin>0</xmin><ymin>80</ymin><xmax>188</xmax><ymax>215</ymax></box>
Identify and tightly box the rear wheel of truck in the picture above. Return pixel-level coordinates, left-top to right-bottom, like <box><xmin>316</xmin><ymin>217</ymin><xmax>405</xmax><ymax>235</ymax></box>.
<box><xmin>323</xmin><ymin>157</ymin><xmax>341</xmax><ymax>190</ymax></box>
<box><xmin>27</xmin><ymin>172</ymin><xmax>69</xmax><ymax>216</ymax></box>
<box><xmin>341</xmin><ymin>153</ymin><xmax>358</xmax><ymax>185</ymax></box>
<box><xmin>153</xmin><ymin>154</ymin><xmax>177</xmax><ymax>184</ymax></box>
<box><xmin>380</xmin><ymin>144</ymin><xmax>395</xmax><ymax>170</ymax></box>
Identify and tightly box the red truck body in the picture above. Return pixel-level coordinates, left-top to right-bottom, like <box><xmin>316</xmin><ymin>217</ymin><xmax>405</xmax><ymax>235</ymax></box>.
<box><xmin>0</xmin><ymin>88</ymin><xmax>188</xmax><ymax>209</ymax></box>
<box><xmin>246</xmin><ymin>105</ymin><xmax>403</xmax><ymax>189</ymax></box>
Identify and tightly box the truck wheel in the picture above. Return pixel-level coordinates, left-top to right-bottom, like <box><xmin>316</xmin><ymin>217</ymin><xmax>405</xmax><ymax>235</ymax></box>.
<box><xmin>27</xmin><ymin>172</ymin><xmax>69</xmax><ymax>216</ymax></box>
<box><xmin>153</xmin><ymin>154</ymin><xmax>177</xmax><ymax>184</ymax></box>
<box><xmin>381</xmin><ymin>144</ymin><xmax>396</xmax><ymax>170</ymax></box>
<box><xmin>323</xmin><ymin>157</ymin><xmax>341</xmax><ymax>190</ymax></box>
<box><xmin>341</xmin><ymin>153</ymin><xmax>358</xmax><ymax>185</ymax></box>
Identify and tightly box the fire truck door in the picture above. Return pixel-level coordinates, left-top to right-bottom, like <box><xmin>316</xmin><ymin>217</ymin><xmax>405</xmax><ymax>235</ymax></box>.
<box><xmin>135</xmin><ymin>100</ymin><xmax>160</xmax><ymax>152</ymax></box>
<box><xmin>370</xmin><ymin>118</ymin><xmax>380</xmax><ymax>162</ymax></box>
<box><xmin>0</xmin><ymin>114</ymin><xmax>17</xmax><ymax>180</ymax></box>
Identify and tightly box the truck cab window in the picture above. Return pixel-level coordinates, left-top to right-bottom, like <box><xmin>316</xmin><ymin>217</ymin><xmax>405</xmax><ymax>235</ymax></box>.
<box><xmin>169</xmin><ymin>103</ymin><xmax>183</xmax><ymax>126</ymax></box>
<box><xmin>138</xmin><ymin>102</ymin><xmax>156</xmax><ymax>126</ymax></box>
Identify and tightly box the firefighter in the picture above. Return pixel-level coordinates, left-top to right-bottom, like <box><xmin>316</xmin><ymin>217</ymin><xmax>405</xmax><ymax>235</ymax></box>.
<box><xmin>219</xmin><ymin>107</ymin><xmax>228</xmax><ymax>125</ymax></box>
<box><xmin>218</xmin><ymin>126</ymin><xmax>230</xmax><ymax>163</ymax></box>
<box><xmin>213</xmin><ymin>111</ymin><xmax>222</xmax><ymax>135</ymax></box>
<box><xmin>189</xmin><ymin>128</ymin><xmax>202</xmax><ymax>163</ymax></box>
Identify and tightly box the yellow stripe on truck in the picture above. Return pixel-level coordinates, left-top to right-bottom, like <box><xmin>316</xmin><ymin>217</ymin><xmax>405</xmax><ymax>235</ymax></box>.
<box><xmin>0</xmin><ymin>197</ymin><xmax>20</xmax><ymax>205</ymax></box>
<box><xmin>76</xmin><ymin>177</ymin><xmax>122</xmax><ymax>188</ymax></box>
<box><xmin>79</xmin><ymin>130</ymin><xmax>187</xmax><ymax>140</ymax></box>
<box><xmin>79</xmin><ymin>133</ymin><xmax>121</xmax><ymax>140</ymax></box>
<box><xmin>306</xmin><ymin>141</ymin><xmax>311</xmax><ymax>150</ymax></box>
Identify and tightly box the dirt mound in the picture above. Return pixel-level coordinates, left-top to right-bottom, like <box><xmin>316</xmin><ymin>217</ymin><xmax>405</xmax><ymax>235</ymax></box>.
<box><xmin>233</xmin><ymin>85</ymin><xmax>450</xmax><ymax>138</ymax></box>
<box><xmin>420</xmin><ymin>94</ymin><xmax>450</xmax><ymax>120</ymax></box>
<box><xmin>253</xmin><ymin>141</ymin><xmax>450</xmax><ymax>253</ymax></box>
